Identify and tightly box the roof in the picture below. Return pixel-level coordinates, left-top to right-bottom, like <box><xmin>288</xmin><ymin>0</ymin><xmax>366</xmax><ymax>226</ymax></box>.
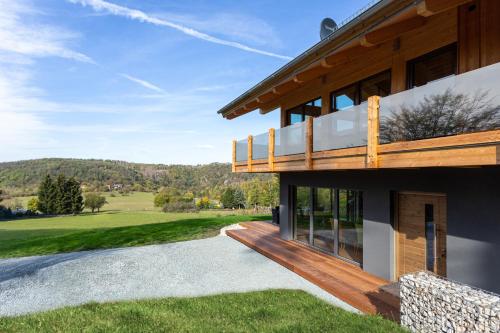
<box><xmin>217</xmin><ymin>0</ymin><xmax>422</xmax><ymax>119</ymax></box>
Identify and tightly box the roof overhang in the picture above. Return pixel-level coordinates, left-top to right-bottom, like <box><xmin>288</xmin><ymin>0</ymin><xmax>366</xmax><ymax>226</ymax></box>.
<box><xmin>217</xmin><ymin>0</ymin><xmax>472</xmax><ymax>119</ymax></box>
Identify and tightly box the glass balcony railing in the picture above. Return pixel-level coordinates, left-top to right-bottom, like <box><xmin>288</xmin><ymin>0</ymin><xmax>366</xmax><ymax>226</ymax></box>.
<box><xmin>235</xmin><ymin>138</ymin><xmax>248</xmax><ymax>162</ymax></box>
<box><xmin>313</xmin><ymin>103</ymin><xmax>368</xmax><ymax>152</ymax></box>
<box><xmin>252</xmin><ymin>132</ymin><xmax>269</xmax><ymax>160</ymax></box>
<box><xmin>379</xmin><ymin>62</ymin><xmax>500</xmax><ymax>144</ymax></box>
<box><xmin>234</xmin><ymin>63</ymin><xmax>500</xmax><ymax>167</ymax></box>
<box><xmin>275</xmin><ymin>121</ymin><xmax>306</xmax><ymax>156</ymax></box>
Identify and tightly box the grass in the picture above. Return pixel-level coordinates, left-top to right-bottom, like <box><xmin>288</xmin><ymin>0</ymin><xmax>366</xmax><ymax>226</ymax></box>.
<box><xmin>0</xmin><ymin>290</ymin><xmax>406</xmax><ymax>333</ymax></box>
<box><xmin>0</xmin><ymin>213</ymin><xmax>267</xmax><ymax>258</ymax></box>
<box><xmin>2</xmin><ymin>192</ymin><xmax>157</xmax><ymax>212</ymax></box>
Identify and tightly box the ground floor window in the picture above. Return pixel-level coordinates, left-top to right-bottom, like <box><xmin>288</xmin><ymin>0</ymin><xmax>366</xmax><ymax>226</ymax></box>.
<box><xmin>293</xmin><ymin>186</ymin><xmax>363</xmax><ymax>265</ymax></box>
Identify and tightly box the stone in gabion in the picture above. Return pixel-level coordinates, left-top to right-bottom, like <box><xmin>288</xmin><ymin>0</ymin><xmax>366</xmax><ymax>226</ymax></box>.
<box><xmin>400</xmin><ymin>271</ymin><xmax>500</xmax><ymax>333</ymax></box>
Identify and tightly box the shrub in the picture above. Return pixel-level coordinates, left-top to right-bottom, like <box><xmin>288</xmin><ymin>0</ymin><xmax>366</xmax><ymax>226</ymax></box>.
<box><xmin>162</xmin><ymin>201</ymin><xmax>198</xmax><ymax>213</ymax></box>
<box><xmin>27</xmin><ymin>197</ymin><xmax>39</xmax><ymax>213</ymax></box>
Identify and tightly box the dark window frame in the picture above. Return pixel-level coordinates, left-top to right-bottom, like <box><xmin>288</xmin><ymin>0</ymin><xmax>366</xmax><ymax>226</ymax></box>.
<box><xmin>285</xmin><ymin>96</ymin><xmax>322</xmax><ymax>126</ymax></box>
<box><xmin>406</xmin><ymin>43</ymin><xmax>458</xmax><ymax>89</ymax></box>
<box><xmin>330</xmin><ymin>69</ymin><xmax>392</xmax><ymax>113</ymax></box>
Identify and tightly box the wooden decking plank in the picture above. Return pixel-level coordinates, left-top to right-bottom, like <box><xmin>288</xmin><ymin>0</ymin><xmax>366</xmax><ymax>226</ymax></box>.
<box><xmin>226</xmin><ymin>222</ymin><xmax>400</xmax><ymax>321</ymax></box>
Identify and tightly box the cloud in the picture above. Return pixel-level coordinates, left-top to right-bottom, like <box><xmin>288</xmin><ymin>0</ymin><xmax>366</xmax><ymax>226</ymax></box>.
<box><xmin>119</xmin><ymin>73</ymin><xmax>165</xmax><ymax>93</ymax></box>
<box><xmin>69</xmin><ymin>0</ymin><xmax>292</xmax><ymax>61</ymax></box>
<box><xmin>157</xmin><ymin>12</ymin><xmax>283</xmax><ymax>49</ymax></box>
<box><xmin>0</xmin><ymin>0</ymin><xmax>94</xmax><ymax>63</ymax></box>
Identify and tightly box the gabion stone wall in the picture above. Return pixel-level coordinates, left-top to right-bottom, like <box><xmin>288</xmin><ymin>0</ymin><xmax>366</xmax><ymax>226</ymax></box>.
<box><xmin>400</xmin><ymin>272</ymin><xmax>500</xmax><ymax>333</ymax></box>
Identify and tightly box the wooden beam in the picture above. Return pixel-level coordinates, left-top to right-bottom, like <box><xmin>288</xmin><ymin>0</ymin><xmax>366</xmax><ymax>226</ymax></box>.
<box><xmin>417</xmin><ymin>0</ymin><xmax>472</xmax><ymax>17</ymax></box>
<box><xmin>321</xmin><ymin>45</ymin><xmax>365</xmax><ymax>68</ymax></box>
<box><xmin>272</xmin><ymin>80</ymin><xmax>301</xmax><ymax>95</ymax></box>
<box><xmin>232</xmin><ymin>140</ymin><xmax>236</xmax><ymax>172</ymax></box>
<box><xmin>293</xmin><ymin>65</ymin><xmax>330</xmax><ymax>83</ymax></box>
<box><xmin>367</xmin><ymin>96</ymin><xmax>380</xmax><ymax>168</ymax></box>
<box><xmin>247</xmin><ymin>135</ymin><xmax>253</xmax><ymax>172</ymax></box>
<box><xmin>256</xmin><ymin>91</ymin><xmax>277</xmax><ymax>104</ymax></box>
<box><xmin>268</xmin><ymin>128</ymin><xmax>275</xmax><ymax>171</ymax></box>
<box><xmin>305</xmin><ymin>117</ymin><xmax>313</xmax><ymax>170</ymax></box>
<box><xmin>244</xmin><ymin>99</ymin><xmax>260</xmax><ymax>110</ymax></box>
<box><xmin>361</xmin><ymin>16</ymin><xmax>426</xmax><ymax>47</ymax></box>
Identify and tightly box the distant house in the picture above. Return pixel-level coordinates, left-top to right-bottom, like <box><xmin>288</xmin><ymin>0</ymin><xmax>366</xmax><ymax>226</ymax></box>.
<box><xmin>218</xmin><ymin>0</ymin><xmax>500</xmax><ymax>294</ymax></box>
<box><xmin>106</xmin><ymin>183</ymin><xmax>124</xmax><ymax>191</ymax></box>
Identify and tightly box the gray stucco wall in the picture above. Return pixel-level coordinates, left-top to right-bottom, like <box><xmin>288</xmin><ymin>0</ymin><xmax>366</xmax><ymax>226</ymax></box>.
<box><xmin>279</xmin><ymin>167</ymin><xmax>500</xmax><ymax>293</ymax></box>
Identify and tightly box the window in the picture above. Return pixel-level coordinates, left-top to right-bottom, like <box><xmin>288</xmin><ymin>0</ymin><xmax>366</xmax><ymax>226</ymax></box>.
<box><xmin>407</xmin><ymin>43</ymin><xmax>457</xmax><ymax>88</ymax></box>
<box><xmin>331</xmin><ymin>71</ymin><xmax>391</xmax><ymax>112</ymax></box>
<box><xmin>293</xmin><ymin>186</ymin><xmax>363</xmax><ymax>265</ymax></box>
<box><xmin>286</xmin><ymin>98</ymin><xmax>322</xmax><ymax>126</ymax></box>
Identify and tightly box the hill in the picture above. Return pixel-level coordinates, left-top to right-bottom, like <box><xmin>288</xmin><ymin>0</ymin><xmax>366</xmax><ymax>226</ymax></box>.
<box><xmin>0</xmin><ymin>158</ymin><xmax>271</xmax><ymax>196</ymax></box>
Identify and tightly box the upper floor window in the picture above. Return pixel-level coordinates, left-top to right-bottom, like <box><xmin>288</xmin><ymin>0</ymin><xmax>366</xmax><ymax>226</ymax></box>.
<box><xmin>407</xmin><ymin>43</ymin><xmax>457</xmax><ymax>88</ymax></box>
<box><xmin>331</xmin><ymin>70</ymin><xmax>391</xmax><ymax>112</ymax></box>
<box><xmin>286</xmin><ymin>97</ymin><xmax>322</xmax><ymax>126</ymax></box>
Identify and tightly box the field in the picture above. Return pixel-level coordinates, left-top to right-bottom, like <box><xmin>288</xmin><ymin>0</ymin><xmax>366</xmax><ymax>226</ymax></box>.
<box><xmin>0</xmin><ymin>192</ymin><xmax>268</xmax><ymax>258</ymax></box>
<box><xmin>0</xmin><ymin>290</ymin><xmax>406</xmax><ymax>333</ymax></box>
<box><xmin>2</xmin><ymin>191</ymin><xmax>157</xmax><ymax>212</ymax></box>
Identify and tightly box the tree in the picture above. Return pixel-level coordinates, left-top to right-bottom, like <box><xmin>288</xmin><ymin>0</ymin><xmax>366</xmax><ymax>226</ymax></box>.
<box><xmin>84</xmin><ymin>193</ymin><xmax>107</xmax><ymax>213</ymax></box>
<box><xmin>38</xmin><ymin>175</ymin><xmax>57</xmax><ymax>214</ymax></box>
<box><xmin>220</xmin><ymin>187</ymin><xmax>245</xmax><ymax>209</ymax></box>
<box><xmin>27</xmin><ymin>197</ymin><xmax>39</xmax><ymax>213</ymax></box>
<box><xmin>55</xmin><ymin>174</ymin><xmax>72</xmax><ymax>215</ymax></box>
<box><xmin>0</xmin><ymin>189</ymin><xmax>3</xmax><ymax>204</ymax></box>
<box><xmin>68</xmin><ymin>177</ymin><xmax>84</xmax><ymax>214</ymax></box>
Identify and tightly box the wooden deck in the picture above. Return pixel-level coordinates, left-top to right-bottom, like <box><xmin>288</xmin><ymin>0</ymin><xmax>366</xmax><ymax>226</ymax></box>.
<box><xmin>226</xmin><ymin>221</ymin><xmax>400</xmax><ymax>321</ymax></box>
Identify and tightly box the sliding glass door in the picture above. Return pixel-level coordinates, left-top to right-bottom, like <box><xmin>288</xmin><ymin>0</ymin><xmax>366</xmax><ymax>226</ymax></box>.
<box><xmin>293</xmin><ymin>186</ymin><xmax>363</xmax><ymax>265</ymax></box>
<box><xmin>338</xmin><ymin>190</ymin><xmax>363</xmax><ymax>264</ymax></box>
<box><xmin>312</xmin><ymin>188</ymin><xmax>335</xmax><ymax>253</ymax></box>
<box><xmin>295</xmin><ymin>186</ymin><xmax>311</xmax><ymax>244</ymax></box>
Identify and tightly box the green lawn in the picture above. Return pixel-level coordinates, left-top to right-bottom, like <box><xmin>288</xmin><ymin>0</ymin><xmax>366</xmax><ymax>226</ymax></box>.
<box><xmin>2</xmin><ymin>191</ymin><xmax>157</xmax><ymax>212</ymax></box>
<box><xmin>0</xmin><ymin>290</ymin><xmax>406</xmax><ymax>333</ymax></box>
<box><xmin>0</xmin><ymin>212</ymin><xmax>267</xmax><ymax>258</ymax></box>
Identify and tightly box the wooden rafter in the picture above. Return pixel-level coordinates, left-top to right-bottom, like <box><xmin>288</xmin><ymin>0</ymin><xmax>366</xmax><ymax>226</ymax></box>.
<box><xmin>417</xmin><ymin>0</ymin><xmax>473</xmax><ymax>17</ymax></box>
<box><xmin>361</xmin><ymin>16</ymin><xmax>426</xmax><ymax>47</ymax></box>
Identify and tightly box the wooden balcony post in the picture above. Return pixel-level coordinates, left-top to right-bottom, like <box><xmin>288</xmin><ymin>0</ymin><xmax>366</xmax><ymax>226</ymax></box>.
<box><xmin>247</xmin><ymin>135</ymin><xmax>253</xmax><ymax>172</ymax></box>
<box><xmin>268</xmin><ymin>128</ymin><xmax>275</xmax><ymax>171</ymax></box>
<box><xmin>367</xmin><ymin>96</ymin><xmax>380</xmax><ymax>168</ymax></box>
<box><xmin>305</xmin><ymin>117</ymin><xmax>313</xmax><ymax>170</ymax></box>
<box><xmin>232</xmin><ymin>140</ymin><xmax>236</xmax><ymax>172</ymax></box>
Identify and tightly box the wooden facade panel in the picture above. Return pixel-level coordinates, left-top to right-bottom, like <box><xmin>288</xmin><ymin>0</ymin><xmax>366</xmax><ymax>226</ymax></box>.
<box><xmin>480</xmin><ymin>0</ymin><xmax>500</xmax><ymax>66</ymax></box>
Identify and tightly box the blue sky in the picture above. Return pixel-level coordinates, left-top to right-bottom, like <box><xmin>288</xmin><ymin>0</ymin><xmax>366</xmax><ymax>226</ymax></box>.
<box><xmin>1</xmin><ymin>0</ymin><xmax>372</xmax><ymax>164</ymax></box>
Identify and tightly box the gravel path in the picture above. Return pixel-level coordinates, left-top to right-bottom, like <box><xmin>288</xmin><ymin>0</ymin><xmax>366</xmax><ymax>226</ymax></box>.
<box><xmin>0</xmin><ymin>233</ymin><xmax>358</xmax><ymax>317</ymax></box>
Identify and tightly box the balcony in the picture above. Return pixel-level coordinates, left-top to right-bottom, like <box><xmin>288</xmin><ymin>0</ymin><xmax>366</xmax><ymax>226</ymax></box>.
<box><xmin>232</xmin><ymin>63</ymin><xmax>500</xmax><ymax>173</ymax></box>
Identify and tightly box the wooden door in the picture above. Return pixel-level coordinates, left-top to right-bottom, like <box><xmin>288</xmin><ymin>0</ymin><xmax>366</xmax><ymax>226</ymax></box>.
<box><xmin>396</xmin><ymin>192</ymin><xmax>447</xmax><ymax>279</ymax></box>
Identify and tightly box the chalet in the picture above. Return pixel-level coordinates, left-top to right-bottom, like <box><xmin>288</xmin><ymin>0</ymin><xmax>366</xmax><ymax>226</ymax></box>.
<box><xmin>218</xmin><ymin>0</ymin><xmax>500</xmax><ymax>301</ymax></box>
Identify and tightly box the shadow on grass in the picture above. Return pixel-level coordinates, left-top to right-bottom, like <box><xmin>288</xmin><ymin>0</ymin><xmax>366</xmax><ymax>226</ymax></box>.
<box><xmin>0</xmin><ymin>215</ymin><xmax>270</xmax><ymax>260</ymax></box>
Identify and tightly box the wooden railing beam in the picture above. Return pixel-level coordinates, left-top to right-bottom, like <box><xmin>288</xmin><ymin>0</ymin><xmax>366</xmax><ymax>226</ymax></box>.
<box><xmin>305</xmin><ymin>117</ymin><xmax>313</xmax><ymax>170</ymax></box>
<box><xmin>268</xmin><ymin>128</ymin><xmax>275</xmax><ymax>172</ymax></box>
<box><xmin>232</xmin><ymin>140</ymin><xmax>236</xmax><ymax>172</ymax></box>
<box><xmin>247</xmin><ymin>135</ymin><xmax>253</xmax><ymax>172</ymax></box>
<box><xmin>367</xmin><ymin>96</ymin><xmax>381</xmax><ymax>168</ymax></box>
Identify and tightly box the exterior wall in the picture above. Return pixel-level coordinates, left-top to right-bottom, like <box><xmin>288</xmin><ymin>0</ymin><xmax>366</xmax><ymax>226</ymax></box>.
<box><xmin>279</xmin><ymin>167</ymin><xmax>500</xmax><ymax>293</ymax></box>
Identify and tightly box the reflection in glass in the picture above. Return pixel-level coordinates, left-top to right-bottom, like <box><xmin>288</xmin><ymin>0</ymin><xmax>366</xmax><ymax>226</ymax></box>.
<box><xmin>295</xmin><ymin>187</ymin><xmax>311</xmax><ymax>244</ymax></box>
<box><xmin>338</xmin><ymin>190</ymin><xmax>363</xmax><ymax>264</ymax></box>
<box><xmin>333</xmin><ymin>84</ymin><xmax>356</xmax><ymax>111</ymax></box>
<box><xmin>313</xmin><ymin>188</ymin><xmax>335</xmax><ymax>253</ymax></box>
